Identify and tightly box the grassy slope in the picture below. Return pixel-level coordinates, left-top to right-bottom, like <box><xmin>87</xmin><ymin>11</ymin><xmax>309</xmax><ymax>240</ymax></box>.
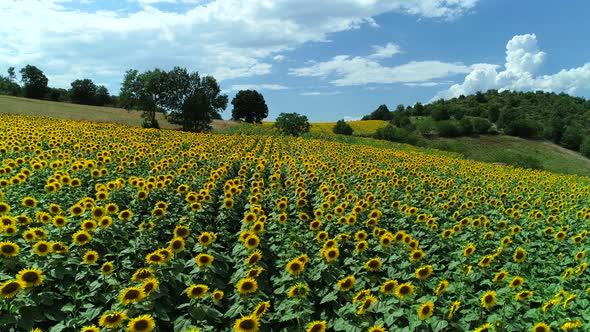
<box><xmin>1</xmin><ymin>95</ymin><xmax>589</xmax><ymax>176</ymax></box>
<box><xmin>426</xmin><ymin>135</ymin><xmax>590</xmax><ymax>176</ymax></box>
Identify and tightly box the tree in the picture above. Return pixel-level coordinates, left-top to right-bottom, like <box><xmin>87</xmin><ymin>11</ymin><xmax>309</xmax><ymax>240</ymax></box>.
<box><xmin>333</xmin><ymin>119</ymin><xmax>353</xmax><ymax>135</ymax></box>
<box><xmin>275</xmin><ymin>113</ymin><xmax>310</xmax><ymax>136</ymax></box>
<box><xmin>7</xmin><ymin>67</ymin><xmax>16</xmax><ymax>82</ymax></box>
<box><xmin>47</xmin><ymin>88</ymin><xmax>68</xmax><ymax>102</ymax></box>
<box><xmin>119</xmin><ymin>68</ymin><xmax>168</xmax><ymax>128</ymax></box>
<box><xmin>231</xmin><ymin>90</ymin><xmax>268</xmax><ymax>123</ymax></box>
<box><xmin>362</xmin><ymin>104</ymin><xmax>391</xmax><ymax>121</ymax></box>
<box><xmin>20</xmin><ymin>65</ymin><xmax>48</xmax><ymax>99</ymax></box>
<box><xmin>95</xmin><ymin>86</ymin><xmax>111</xmax><ymax>106</ymax></box>
<box><xmin>70</xmin><ymin>79</ymin><xmax>97</xmax><ymax>105</ymax></box>
<box><xmin>165</xmin><ymin>69</ymin><xmax>228</xmax><ymax>132</ymax></box>
<box><xmin>0</xmin><ymin>68</ymin><xmax>20</xmax><ymax>96</ymax></box>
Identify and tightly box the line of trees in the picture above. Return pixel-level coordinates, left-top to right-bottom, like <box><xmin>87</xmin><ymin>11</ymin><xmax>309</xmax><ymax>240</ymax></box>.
<box><xmin>362</xmin><ymin>90</ymin><xmax>590</xmax><ymax>158</ymax></box>
<box><xmin>0</xmin><ymin>65</ymin><xmax>114</xmax><ymax>106</ymax></box>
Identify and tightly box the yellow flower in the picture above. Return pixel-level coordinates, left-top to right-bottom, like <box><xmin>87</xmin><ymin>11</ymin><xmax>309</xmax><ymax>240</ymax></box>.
<box><xmin>509</xmin><ymin>276</ymin><xmax>524</xmax><ymax>288</ymax></box>
<box><xmin>435</xmin><ymin>279</ymin><xmax>449</xmax><ymax>295</ymax></box>
<box><xmin>127</xmin><ymin>314</ymin><xmax>156</xmax><ymax>332</ymax></box>
<box><xmin>395</xmin><ymin>283</ymin><xmax>414</xmax><ymax>298</ymax></box>
<box><xmin>212</xmin><ymin>289</ymin><xmax>224</xmax><ymax>302</ymax></box>
<box><xmin>33</xmin><ymin>241</ymin><xmax>51</xmax><ymax>256</ymax></box>
<box><xmin>195</xmin><ymin>253</ymin><xmax>214</xmax><ymax>268</ymax></box>
<box><xmin>72</xmin><ymin>230</ymin><xmax>92</xmax><ymax>245</ymax></box>
<box><xmin>99</xmin><ymin>311</ymin><xmax>127</xmax><ymax>329</ymax></box>
<box><xmin>337</xmin><ymin>275</ymin><xmax>356</xmax><ymax>292</ymax></box>
<box><xmin>0</xmin><ymin>241</ymin><xmax>19</xmax><ymax>257</ymax></box>
<box><xmin>448</xmin><ymin>301</ymin><xmax>460</xmax><ymax>319</ymax></box>
<box><xmin>473</xmin><ymin>323</ymin><xmax>493</xmax><ymax>332</ymax></box>
<box><xmin>186</xmin><ymin>284</ymin><xmax>209</xmax><ymax>299</ymax></box>
<box><xmin>252</xmin><ymin>301</ymin><xmax>271</xmax><ymax>317</ymax></box>
<box><xmin>380</xmin><ymin>279</ymin><xmax>398</xmax><ymax>295</ymax></box>
<box><xmin>357</xmin><ymin>295</ymin><xmax>377</xmax><ymax>315</ymax></box>
<box><xmin>417</xmin><ymin>301</ymin><xmax>434</xmax><ymax>320</ymax></box>
<box><xmin>481</xmin><ymin>290</ymin><xmax>497</xmax><ymax>309</ymax></box>
<box><xmin>561</xmin><ymin>320</ymin><xmax>581</xmax><ymax>331</ymax></box>
<box><xmin>119</xmin><ymin>287</ymin><xmax>146</xmax><ymax>305</ymax></box>
<box><xmin>16</xmin><ymin>268</ymin><xmax>44</xmax><ymax>287</ymax></box>
<box><xmin>234</xmin><ymin>315</ymin><xmax>259</xmax><ymax>332</ymax></box>
<box><xmin>0</xmin><ymin>279</ymin><xmax>25</xmax><ymax>299</ymax></box>
<box><xmin>83</xmin><ymin>250</ymin><xmax>99</xmax><ymax>265</ymax></box>
<box><xmin>531</xmin><ymin>322</ymin><xmax>550</xmax><ymax>332</ymax></box>
<box><xmin>513</xmin><ymin>247</ymin><xmax>527</xmax><ymax>263</ymax></box>
<box><xmin>305</xmin><ymin>320</ymin><xmax>326</xmax><ymax>332</ymax></box>
<box><xmin>365</xmin><ymin>258</ymin><xmax>382</xmax><ymax>272</ymax></box>
<box><xmin>236</xmin><ymin>278</ymin><xmax>258</xmax><ymax>295</ymax></box>
<box><xmin>100</xmin><ymin>262</ymin><xmax>114</xmax><ymax>275</ymax></box>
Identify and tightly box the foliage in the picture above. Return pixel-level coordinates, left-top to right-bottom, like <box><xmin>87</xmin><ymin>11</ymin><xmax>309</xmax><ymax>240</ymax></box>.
<box><xmin>491</xmin><ymin>151</ymin><xmax>542</xmax><ymax>169</ymax></box>
<box><xmin>231</xmin><ymin>90</ymin><xmax>268</xmax><ymax>123</ymax></box>
<box><xmin>374</xmin><ymin>125</ymin><xmax>420</xmax><ymax>145</ymax></box>
<box><xmin>19</xmin><ymin>65</ymin><xmax>48</xmax><ymax>99</ymax></box>
<box><xmin>274</xmin><ymin>112</ymin><xmax>310</xmax><ymax>136</ymax></box>
<box><xmin>361</xmin><ymin>104</ymin><xmax>392</xmax><ymax>121</ymax></box>
<box><xmin>119</xmin><ymin>69</ymin><xmax>167</xmax><ymax>129</ymax></box>
<box><xmin>332</xmin><ymin>119</ymin><xmax>354</xmax><ymax>135</ymax></box>
<box><xmin>580</xmin><ymin>137</ymin><xmax>590</xmax><ymax>158</ymax></box>
<box><xmin>70</xmin><ymin>79</ymin><xmax>98</xmax><ymax>106</ymax></box>
<box><xmin>2</xmin><ymin>114</ymin><xmax>590</xmax><ymax>332</ymax></box>
<box><xmin>436</xmin><ymin>120</ymin><xmax>462</xmax><ymax>137</ymax></box>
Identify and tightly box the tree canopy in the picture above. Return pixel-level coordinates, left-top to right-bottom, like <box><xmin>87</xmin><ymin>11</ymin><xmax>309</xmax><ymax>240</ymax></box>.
<box><xmin>231</xmin><ymin>90</ymin><xmax>268</xmax><ymax>123</ymax></box>
<box><xmin>275</xmin><ymin>112</ymin><xmax>310</xmax><ymax>136</ymax></box>
<box><xmin>20</xmin><ymin>65</ymin><xmax>48</xmax><ymax>99</ymax></box>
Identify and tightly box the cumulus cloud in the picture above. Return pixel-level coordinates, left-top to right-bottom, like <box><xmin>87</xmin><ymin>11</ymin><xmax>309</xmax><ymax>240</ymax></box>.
<box><xmin>434</xmin><ymin>34</ymin><xmax>590</xmax><ymax>99</ymax></box>
<box><xmin>300</xmin><ymin>91</ymin><xmax>343</xmax><ymax>96</ymax></box>
<box><xmin>0</xmin><ymin>0</ymin><xmax>479</xmax><ymax>92</ymax></box>
<box><xmin>225</xmin><ymin>84</ymin><xmax>289</xmax><ymax>93</ymax></box>
<box><xmin>289</xmin><ymin>44</ymin><xmax>471</xmax><ymax>86</ymax></box>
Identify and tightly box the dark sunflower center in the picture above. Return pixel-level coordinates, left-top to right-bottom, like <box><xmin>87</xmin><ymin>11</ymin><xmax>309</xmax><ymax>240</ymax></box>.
<box><xmin>328</xmin><ymin>251</ymin><xmax>337</xmax><ymax>258</ymax></box>
<box><xmin>177</xmin><ymin>229</ymin><xmax>187</xmax><ymax>236</ymax></box>
<box><xmin>1</xmin><ymin>245</ymin><xmax>15</xmax><ymax>254</ymax></box>
<box><xmin>199</xmin><ymin>256</ymin><xmax>210</xmax><ymax>264</ymax></box>
<box><xmin>192</xmin><ymin>288</ymin><xmax>204</xmax><ymax>296</ymax></box>
<box><xmin>106</xmin><ymin>314</ymin><xmax>122</xmax><ymax>323</ymax></box>
<box><xmin>485</xmin><ymin>295</ymin><xmax>494</xmax><ymax>303</ymax></box>
<box><xmin>239</xmin><ymin>319</ymin><xmax>255</xmax><ymax>329</ymax></box>
<box><xmin>77</xmin><ymin>234</ymin><xmax>89</xmax><ymax>242</ymax></box>
<box><xmin>421</xmin><ymin>306</ymin><xmax>431</xmax><ymax>314</ymax></box>
<box><xmin>419</xmin><ymin>269</ymin><xmax>428</xmax><ymax>276</ymax></box>
<box><xmin>134</xmin><ymin>320</ymin><xmax>149</xmax><ymax>330</ymax></box>
<box><xmin>22</xmin><ymin>272</ymin><xmax>39</xmax><ymax>282</ymax></box>
<box><xmin>172</xmin><ymin>241</ymin><xmax>182</xmax><ymax>249</ymax></box>
<box><xmin>201</xmin><ymin>236</ymin><xmax>210</xmax><ymax>243</ymax></box>
<box><xmin>103</xmin><ymin>265</ymin><xmax>112</xmax><ymax>272</ymax></box>
<box><xmin>369</xmin><ymin>261</ymin><xmax>378</xmax><ymax>268</ymax></box>
<box><xmin>400</xmin><ymin>286</ymin><xmax>410</xmax><ymax>295</ymax></box>
<box><xmin>310</xmin><ymin>326</ymin><xmax>322</xmax><ymax>332</ymax></box>
<box><xmin>2</xmin><ymin>282</ymin><xmax>20</xmax><ymax>294</ymax></box>
<box><xmin>384</xmin><ymin>284</ymin><xmax>394</xmax><ymax>291</ymax></box>
<box><xmin>38</xmin><ymin>244</ymin><xmax>48</xmax><ymax>252</ymax></box>
<box><xmin>291</xmin><ymin>263</ymin><xmax>301</xmax><ymax>270</ymax></box>
<box><xmin>516</xmin><ymin>252</ymin><xmax>524</xmax><ymax>259</ymax></box>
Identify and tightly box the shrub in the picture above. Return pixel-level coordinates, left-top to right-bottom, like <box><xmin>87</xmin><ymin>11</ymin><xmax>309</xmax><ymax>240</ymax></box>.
<box><xmin>505</xmin><ymin>119</ymin><xmax>540</xmax><ymax>138</ymax></box>
<box><xmin>436</xmin><ymin>120</ymin><xmax>462</xmax><ymax>137</ymax></box>
<box><xmin>275</xmin><ymin>112</ymin><xmax>310</xmax><ymax>136</ymax></box>
<box><xmin>333</xmin><ymin>119</ymin><xmax>353</xmax><ymax>135</ymax></box>
<box><xmin>580</xmin><ymin>137</ymin><xmax>590</xmax><ymax>158</ymax></box>
<box><xmin>472</xmin><ymin>117</ymin><xmax>492</xmax><ymax>134</ymax></box>
<box><xmin>493</xmin><ymin>151</ymin><xmax>543</xmax><ymax>170</ymax></box>
<box><xmin>374</xmin><ymin>125</ymin><xmax>419</xmax><ymax>145</ymax></box>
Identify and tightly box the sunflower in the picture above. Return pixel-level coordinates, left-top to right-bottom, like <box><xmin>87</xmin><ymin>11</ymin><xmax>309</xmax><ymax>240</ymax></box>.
<box><xmin>286</xmin><ymin>259</ymin><xmax>305</xmax><ymax>275</ymax></box>
<box><xmin>118</xmin><ymin>210</ymin><xmax>133</xmax><ymax>221</ymax></box>
<box><xmin>131</xmin><ymin>268</ymin><xmax>154</xmax><ymax>282</ymax></box>
<box><xmin>244</xmin><ymin>234</ymin><xmax>260</xmax><ymax>250</ymax></box>
<box><xmin>473</xmin><ymin>323</ymin><xmax>493</xmax><ymax>332</ymax></box>
<box><xmin>173</xmin><ymin>225</ymin><xmax>190</xmax><ymax>238</ymax></box>
<box><xmin>91</xmin><ymin>206</ymin><xmax>106</xmax><ymax>220</ymax></box>
<box><xmin>435</xmin><ymin>279</ymin><xmax>449</xmax><ymax>295</ymax></box>
<box><xmin>0</xmin><ymin>202</ymin><xmax>11</xmax><ymax>215</ymax></box>
<box><xmin>513</xmin><ymin>247</ymin><xmax>527</xmax><ymax>263</ymax></box>
<box><xmin>409</xmin><ymin>249</ymin><xmax>425</xmax><ymax>262</ymax></box>
<box><xmin>417</xmin><ymin>301</ymin><xmax>434</xmax><ymax>320</ymax></box>
<box><xmin>463</xmin><ymin>243</ymin><xmax>476</xmax><ymax>256</ymax></box>
<box><xmin>515</xmin><ymin>290</ymin><xmax>533</xmax><ymax>301</ymax></box>
<box><xmin>287</xmin><ymin>284</ymin><xmax>309</xmax><ymax>298</ymax></box>
<box><xmin>83</xmin><ymin>250</ymin><xmax>99</xmax><ymax>265</ymax></box>
<box><xmin>119</xmin><ymin>287</ymin><xmax>146</xmax><ymax>305</ymax></box>
<box><xmin>337</xmin><ymin>275</ymin><xmax>356</xmax><ymax>292</ymax></box>
<box><xmin>323</xmin><ymin>247</ymin><xmax>340</xmax><ymax>262</ymax></box>
<box><xmin>395</xmin><ymin>283</ymin><xmax>414</xmax><ymax>298</ymax></box>
<box><xmin>531</xmin><ymin>322</ymin><xmax>550</xmax><ymax>332</ymax></box>
<box><xmin>127</xmin><ymin>314</ymin><xmax>156</xmax><ymax>332</ymax></box>
<box><xmin>575</xmin><ymin>250</ymin><xmax>585</xmax><ymax>261</ymax></box>
<box><xmin>448</xmin><ymin>301</ymin><xmax>460</xmax><ymax>319</ymax></box>
<box><xmin>492</xmin><ymin>270</ymin><xmax>508</xmax><ymax>283</ymax></box>
<box><xmin>98</xmin><ymin>311</ymin><xmax>128</xmax><ymax>329</ymax></box>
<box><xmin>481</xmin><ymin>290</ymin><xmax>497</xmax><ymax>309</ymax></box>
<box><xmin>195</xmin><ymin>253</ymin><xmax>214</xmax><ymax>268</ymax></box>
<box><xmin>355</xmin><ymin>241</ymin><xmax>368</xmax><ymax>252</ymax></box>
<box><xmin>21</xmin><ymin>196</ymin><xmax>38</xmax><ymax>208</ymax></box>
<box><xmin>16</xmin><ymin>268</ymin><xmax>44</xmax><ymax>287</ymax></box>
<box><xmin>52</xmin><ymin>215</ymin><xmax>68</xmax><ymax>228</ymax></box>
<box><xmin>100</xmin><ymin>262</ymin><xmax>114</xmax><ymax>275</ymax></box>
<box><xmin>368</xmin><ymin>326</ymin><xmax>387</xmax><ymax>332</ymax></box>
<box><xmin>185</xmin><ymin>284</ymin><xmax>209</xmax><ymax>299</ymax></box>
<box><xmin>380</xmin><ymin>279</ymin><xmax>398</xmax><ymax>295</ymax></box>
<box><xmin>98</xmin><ymin>216</ymin><xmax>112</xmax><ymax>228</ymax></box>
<box><xmin>142</xmin><ymin>278</ymin><xmax>159</xmax><ymax>295</ymax></box>
<box><xmin>415</xmin><ymin>265</ymin><xmax>433</xmax><ymax>281</ymax></box>
<box><xmin>253</xmin><ymin>301</ymin><xmax>271</xmax><ymax>317</ymax></box>
<box><xmin>73</xmin><ymin>230</ymin><xmax>92</xmax><ymax>245</ymax></box>
<box><xmin>145</xmin><ymin>252</ymin><xmax>165</xmax><ymax>265</ymax></box>
<box><xmin>0</xmin><ymin>279</ymin><xmax>25</xmax><ymax>299</ymax></box>
<box><xmin>169</xmin><ymin>237</ymin><xmax>185</xmax><ymax>253</ymax></box>
<box><xmin>246</xmin><ymin>251</ymin><xmax>262</xmax><ymax>265</ymax></box>
<box><xmin>478</xmin><ymin>255</ymin><xmax>494</xmax><ymax>268</ymax></box>
<box><xmin>212</xmin><ymin>290</ymin><xmax>224</xmax><ymax>302</ymax></box>
<box><xmin>22</xmin><ymin>230</ymin><xmax>36</xmax><ymax>242</ymax></box>
<box><xmin>234</xmin><ymin>315</ymin><xmax>259</xmax><ymax>332</ymax></box>
<box><xmin>236</xmin><ymin>278</ymin><xmax>258</xmax><ymax>295</ymax></box>
<box><xmin>357</xmin><ymin>295</ymin><xmax>377</xmax><ymax>315</ymax></box>
<box><xmin>69</xmin><ymin>204</ymin><xmax>85</xmax><ymax>216</ymax></box>
<box><xmin>305</xmin><ymin>320</ymin><xmax>326</xmax><ymax>332</ymax></box>
<box><xmin>561</xmin><ymin>321</ymin><xmax>582</xmax><ymax>331</ymax></box>
<box><xmin>33</xmin><ymin>241</ymin><xmax>51</xmax><ymax>256</ymax></box>
<box><xmin>0</xmin><ymin>241</ymin><xmax>19</xmax><ymax>257</ymax></box>
<box><xmin>80</xmin><ymin>325</ymin><xmax>101</xmax><ymax>332</ymax></box>
<box><xmin>365</xmin><ymin>258</ymin><xmax>382</xmax><ymax>272</ymax></box>
<box><xmin>509</xmin><ymin>276</ymin><xmax>524</xmax><ymax>288</ymax></box>
<box><xmin>198</xmin><ymin>232</ymin><xmax>216</xmax><ymax>246</ymax></box>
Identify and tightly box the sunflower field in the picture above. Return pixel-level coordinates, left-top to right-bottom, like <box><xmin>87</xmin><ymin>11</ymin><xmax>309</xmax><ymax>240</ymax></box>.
<box><xmin>1</xmin><ymin>114</ymin><xmax>590</xmax><ymax>332</ymax></box>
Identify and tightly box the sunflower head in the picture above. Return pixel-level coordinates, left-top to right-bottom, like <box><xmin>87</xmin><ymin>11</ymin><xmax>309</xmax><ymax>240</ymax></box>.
<box><xmin>417</xmin><ymin>301</ymin><xmax>434</xmax><ymax>320</ymax></box>
<box><xmin>127</xmin><ymin>314</ymin><xmax>156</xmax><ymax>332</ymax></box>
<box><xmin>236</xmin><ymin>278</ymin><xmax>258</xmax><ymax>295</ymax></box>
<box><xmin>0</xmin><ymin>279</ymin><xmax>25</xmax><ymax>299</ymax></box>
<box><xmin>83</xmin><ymin>250</ymin><xmax>99</xmax><ymax>265</ymax></box>
<box><xmin>119</xmin><ymin>287</ymin><xmax>146</xmax><ymax>305</ymax></box>
<box><xmin>306</xmin><ymin>320</ymin><xmax>327</xmax><ymax>332</ymax></box>
<box><xmin>99</xmin><ymin>311</ymin><xmax>128</xmax><ymax>329</ymax></box>
<box><xmin>187</xmin><ymin>284</ymin><xmax>209</xmax><ymax>299</ymax></box>
<box><xmin>234</xmin><ymin>315</ymin><xmax>259</xmax><ymax>332</ymax></box>
<box><xmin>16</xmin><ymin>268</ymin><xmax>44</xmax><ymax>287</ymax></box>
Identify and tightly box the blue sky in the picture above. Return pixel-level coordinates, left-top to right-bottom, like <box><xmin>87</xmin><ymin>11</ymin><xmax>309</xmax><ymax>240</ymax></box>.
<box><xmin>1</xmin><ymin>1</ymin><xmax>590</xmax><ymax>121</ymax></box>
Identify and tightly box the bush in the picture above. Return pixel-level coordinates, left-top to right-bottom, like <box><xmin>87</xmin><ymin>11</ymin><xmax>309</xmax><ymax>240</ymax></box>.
<box><xmin>560</xmin><ymin>126</ymin><xmax>585</xmax><ymax>151</ymax></box>
<box><xmin>459</xmin><ymin>118</ymin><xmax>473</xmax><ymax>136</ymax></box>
<box><xmin>416</xmin><ymin>119</ymin><xmax>436</xmax><ymax>137</ymax></box>
<box><xmin>275</xmin><ymin>112</ymin><xmax>310</xmax><ymax>136</ymax></box>
<box><xmin>579</xmin><ymin>137</ymin><xmax>590</xmax><ymax>158</ymax></box>
<box><xmin>505</xmin><ymin>119</ymin><xmax>540</xmax><ymax>138</ymax></box>
<box><xmin>436</xmin><ymin>120</ymin><xmax>462</xmax><ymax>137</ymax></box>
<box><xmin>374</xmin><ymin>125</ymin><xmax>419</xmax><ymax>145</ymax></box>
<box><xmin>472</xmin><ymin>117</ymin><xmax>492</xmax><ymax>134</ymax></box>
<box><xmin>333</xmin><ymin>119</ymin><xmax>353</xmax><ymax>135</ymax></box>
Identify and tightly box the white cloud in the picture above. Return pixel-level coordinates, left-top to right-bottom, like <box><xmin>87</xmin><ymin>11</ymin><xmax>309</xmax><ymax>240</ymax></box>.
<box><xmin>272</xmin><ymin>55</ymin><xmax>285</xmax><ymax>62</ymax></box>
<box><xmin>0</xmin><ymin>0</ymin><xmax>479</xmax><ymax>93</ymax></box>
<box><xmin>300</xmin><ymin>91</ymin><xmax>342</xmax><ymax>96</ymax></box>
<box><xmin>289</xmin><ymin>45</ymin><xmax>471</xmax><ymax>86</ymax></box>
<box><xmin>404</xmin><ymin>82</ymin><xmax>444</xmax><ymax>87</ymax></box>
<box><xmin>226</xmin><ymin>84</ymin><xmax>289</xmax><ymax>92</ymax></box>
<box><xmin>435</xmin><ymin>34</ymin><xmax>590</xmax><ymax>99</ymax></box>
<box><xmin>368</xmin><ymin>43</ymin><xmax>401</xmax><ymax>59</ymax></box>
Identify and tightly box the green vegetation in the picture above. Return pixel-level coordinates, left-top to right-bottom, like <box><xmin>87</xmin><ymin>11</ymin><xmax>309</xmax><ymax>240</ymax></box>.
<box><xmin>231</xmin><ymin>89</ymin><xmax>269</xmax><ymax>123</ymax></box>
<box><xmin>332</xmin><ymin>119</ymin><xmax>353</xmax><ymax>135</ymax></box>
<box><xmin>274</xmin><ymin>112</ymin><xmax>310</xmax><ymax>136</ymax></box>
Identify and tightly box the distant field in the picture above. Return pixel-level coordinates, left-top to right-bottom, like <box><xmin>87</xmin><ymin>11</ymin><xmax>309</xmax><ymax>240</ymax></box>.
<box><xmin>311</xmin><ymin>120</ymin><xmax>389</xmax><ymax>136</ymax></box>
